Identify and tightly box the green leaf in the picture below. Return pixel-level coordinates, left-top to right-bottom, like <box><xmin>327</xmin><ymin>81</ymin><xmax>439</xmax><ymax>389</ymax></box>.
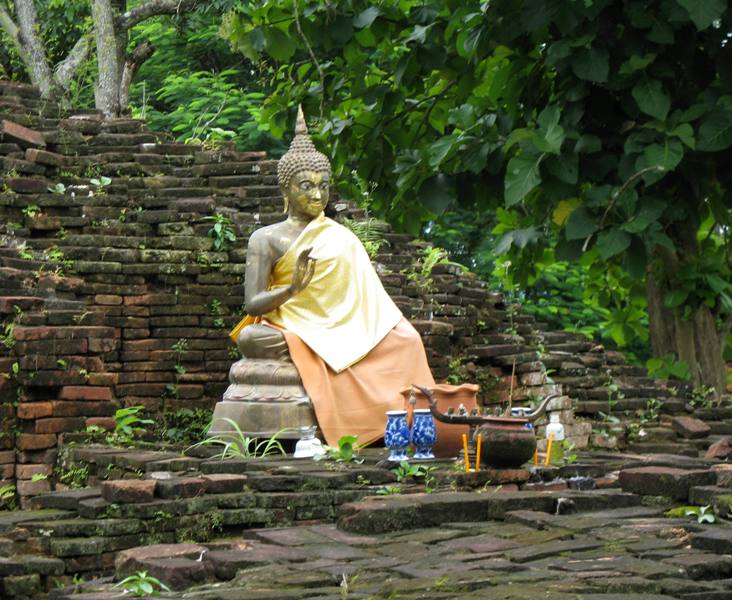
<box><xmin>565</xmin><ymin>207</ymin><xmax>597</xmax><ymax>240</ymax></box>
<box><xmin>676</xmin><ymin>0</ymin><xmax>726</xmax><ymax>30</ymax></box>
<box><xmin>546</xmin><ymin>153</ymin><xmax>578</xmax><ymax>184</ymax></box>
<box><xmin>632</xmin><ymin>78</ymin><xmax>670</xmax><ymax>121</ymax></box>
<box><xmin>642</xmin><ymin>138</ymin><xmax>683</xmax><ymax>173</ymax></box>
<box><xmin>419</xmin><ymin>174</ymin><xmax>455</xmax><ymax>215</ymax></box>
<box><xmin>669</xmin><ymin>123</ymin><xmax>695</xmax><ymax>149</ymax></box>
<box><xmin>353</xmin><ymin>7</ymin><xmax>380</xmax><ymax>28</ymax></box>
<box><xmin>596</xmin><ymin>229</ymin><xmax>631</xmax><ymax>260</ymax></box>
<box><xmin>263</xmin><ymin>27</ymin><xmax>296</xmax><ymax>61</ymax></box>
<box><xmin>428</xmin><ymin>135</ymin><xmax>458</xmax><ymax>167</ymax></box>
<box><xmin>571</xmin><ymin>47</ymin><xmax>609</xmax><ymax>83</ymax></box>
<box><xmin>665</xmin><ymin>289</ymin><xmax>689</xmax><ymax>308</ymax></box>
<box><xmin>575</xmin><ymin>134</ymin><xmax>601</xmax><ymax>153</ymax></box>
<box><xmin>697</xmin><ymin>112</ymin><xmax>732</xmax><ymax>151</ymax></box>
<box><xmin>623</xmin><ymin>200</ymin><xmax>665</xmax><ymax>233</ymax></box>
<box><xmin>504</xmin><ymin>153</ymin><xmax>542</xmax><ymax>207</ymax></box>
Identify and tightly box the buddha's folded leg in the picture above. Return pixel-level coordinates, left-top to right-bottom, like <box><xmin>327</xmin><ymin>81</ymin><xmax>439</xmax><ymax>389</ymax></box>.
<box><xmin>237</xmin><ymin>323</ymin><xmax>291</xmax><ymax>360</ymax></box>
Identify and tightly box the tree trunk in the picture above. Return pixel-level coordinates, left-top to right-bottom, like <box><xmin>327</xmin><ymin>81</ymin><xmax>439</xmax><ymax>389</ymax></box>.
<box><xmin>13</xmin><ymin>0</ymin><xmax>54</xmax><ymax>96</ymax></box>
<box><xmin>119</xmin><ymin>41</ymin><xmax>155</xmax><ymax>111</ymax></box>
<box><xmin>647</xmin><ymin>217</ymin><xmax>728</xmax><ymax>396</ymax></box>
<box><xmin>92</xmin><ymin>0</ymin><xmax>124</xmax><ymax>118</ymax></box>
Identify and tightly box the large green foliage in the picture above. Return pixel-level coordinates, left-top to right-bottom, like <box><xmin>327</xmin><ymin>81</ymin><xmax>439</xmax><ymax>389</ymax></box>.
<box><xmin>129</xmin><ymin>14</ymin><xmax>281</xmax><ymax>152</ymax></box>
<box><xmin>224</xmin><ymin>0</ymin><xmax>732</xmax><ymax>362</ymax></box>
<box><xmin>0</xmin><ymin>0</ymin><xmax>92</xmax><ymax>102</ymax></box>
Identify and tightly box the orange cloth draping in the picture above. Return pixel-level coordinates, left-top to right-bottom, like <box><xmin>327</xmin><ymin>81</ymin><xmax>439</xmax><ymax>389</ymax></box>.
<box><xmin>283</xmin><ymin>317</ymin><xmax>435</xmax><ymax>447</ymax></box>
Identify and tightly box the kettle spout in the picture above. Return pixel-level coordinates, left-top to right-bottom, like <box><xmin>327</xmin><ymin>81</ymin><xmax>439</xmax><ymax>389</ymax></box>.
<box><xmin>525</xmin><ymin>393</ymin><xmax>561</xmax><ymax>423</ymax></box>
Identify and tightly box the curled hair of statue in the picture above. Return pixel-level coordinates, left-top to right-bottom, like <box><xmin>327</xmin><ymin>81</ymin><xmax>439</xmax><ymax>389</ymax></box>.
<box><xmin>277</xmin><ymin>105</ymin><xmax>332</xmax><ymax>193</ymax></box>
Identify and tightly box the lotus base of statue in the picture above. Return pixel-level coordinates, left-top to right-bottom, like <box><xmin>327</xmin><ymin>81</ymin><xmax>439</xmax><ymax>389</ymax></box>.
<box><xmin>210</xmin><ymin>357</ymin><xmax>317</xmax><ymax>440</ymax></box>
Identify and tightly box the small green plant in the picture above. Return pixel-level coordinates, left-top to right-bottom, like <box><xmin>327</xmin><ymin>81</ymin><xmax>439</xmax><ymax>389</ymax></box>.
<box><xmin>209</xmin><ymin>299</ymin><xmax>225</xmax><ymax>328</ymax></box>
<box><xmin>604</xmin><ymin>370</ymin><xmax>625</xmax><ymax>413</ymax></box>
<box><xmin>45</xmin><ymin>246</ymin><xmax>74</xmax><ymax>273</ymax></box>
<box><xmin>376</xmin><ymin>485</ymin><xmax>403</xmax><ymax>495</ymax></box>
<box><xmin>319</xmin><ymin>435</ymin><xmax>362</xmax><ymax>463</ymax></box>
<box><xmin>17</xmin><ymin>243</ymin><xmax>34</xmax><ymax>260</ymax></box>
<box><xmin>204</xmin><ymin>213</ymin><xmax>236</xmax><ymax>251</ymax></box>
<box><xmin>89</xmin><ymin>176</ymin><xmax>112</xmax><ymax>195</ymax></box>
<box><xmin>31</xmin><ymin>473</ymin><xmax>48</xmax><ymax>482</ymax></box>
<box><xmin>639</xmin><ymin>397</ymin><xmax>664</xmax><ymax>424</ymax></box>
<box><xmin>188</xmin><ymin>418</ymin><xmax>287</xmax><ymax>459</ymax></box>
<box><xmin>423</xmin><ymin>466</ymin><xmax>438</xmax><ymax>493</ymax></box>
<box><xmin>690</xmin><ymin>385</ymin><xmax>717</xmax><ymax>410</ymax></box>
<box><xmin>392</xmin><ymin>460</ymin><xmax>427</xmax><ymax>482</ymax></box>
<box><xmin>113</xmin><ymin>571</ymin><xmax>171</xmax><ymax>597</ymax></box>
<box><xmin>0</xmin><ymin>305</ymin><xmax>21</xmax><ymax>350</ymax></box>
<box><xmin>407</xmin><ymin>245</ymin><xmax>449</xmax><ymax>295</ymax></box>
<box><xmin>685</xmin><ymin>505</ymin><xmax>716</xmax><ymax>524</ymax></box>
<box><xmin>22</xmin><ymin>204</ymin><xmax>41</xmax><ymax>218</ymax></box>
<box><xmin>342</xmin><ymin>217</ymin><xmax>389</xmax><ymax>258</ymax></box>
<box><xmin>159</xmin><ymin>408</ymin><xmax>211</xmax><ymax>445</ymax></box>
<box><xmin>0</xmin><ymin>484</ymin><xmax>16</xmax><ymax>510</ymax></box>
<box><xmin>114</xmin><ymin>406</ymin><xmax>154</xmax><ymax>442</ymax></box>
<box><xmin>48</xmin><ymin>182</ymin><xmax>66</xmax><ymax>194</ymax></box>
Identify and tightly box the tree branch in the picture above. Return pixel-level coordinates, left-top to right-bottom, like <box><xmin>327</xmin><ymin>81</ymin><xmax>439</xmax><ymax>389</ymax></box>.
<box><xmin>118</xmin><ymin>40</ymin><xmax>155</xmax><ymax>112</ymax></box>
<box><xmin>116</xmin><ymin>0</ymin><xmax>199</xmax><ymax>32</ymax></box>
<box><xmin>12</xmin><ymin>0</ymin><xmax>54</xmax><ymax>96</ymax></box>
<box><xmin>53</xmin><ymin>34</ymin><xmax>93</xmax><ymax>91</ymax></box>
<box><xmin>0</xmin><ymin>5</ymin><xmax>19</xmax><ymax>43</ymax></box>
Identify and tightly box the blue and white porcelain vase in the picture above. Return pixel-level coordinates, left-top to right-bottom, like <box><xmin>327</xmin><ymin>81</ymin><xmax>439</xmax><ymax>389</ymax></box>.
<box><xmin>384</xmin><ymin>410</ymin><xmax>410</xmax><ymax>462</ymax></box>
<box><xmin>411</xmin><ymin>409</ymin><xmax>437</xmax><ymax>459</ymax></box>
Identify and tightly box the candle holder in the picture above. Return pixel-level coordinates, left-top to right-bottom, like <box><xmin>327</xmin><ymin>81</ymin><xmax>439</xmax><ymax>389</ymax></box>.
<box><xmin>384</xmin><ymin>410</ymin><xmax>410</xmax><ymax>462</ymax></box>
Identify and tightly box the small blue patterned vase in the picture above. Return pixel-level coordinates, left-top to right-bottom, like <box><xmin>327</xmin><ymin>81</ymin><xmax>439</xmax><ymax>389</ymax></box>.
<box><xmin>384</xmin><ymin>410</ymin><xmax>410</xmax><ymax>462</ymax></box>
<box><xmin>411</xmin><ymin>409</ymin><xmax>437</xmax><ymax>459</ymax></box>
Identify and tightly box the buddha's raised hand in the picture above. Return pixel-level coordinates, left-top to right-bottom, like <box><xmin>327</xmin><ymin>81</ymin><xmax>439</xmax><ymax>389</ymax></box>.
<box><xmin>289</xmin><ymin>246</ymin><xmax>316</xmax><ymax>294</ymax></box>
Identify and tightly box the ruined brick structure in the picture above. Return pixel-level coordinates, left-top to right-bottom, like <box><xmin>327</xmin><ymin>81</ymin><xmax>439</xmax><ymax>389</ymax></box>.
<box><xmin>0</xmin><ymin>80</ymin><xmax>687</xmax><ymax>506</ymax></box>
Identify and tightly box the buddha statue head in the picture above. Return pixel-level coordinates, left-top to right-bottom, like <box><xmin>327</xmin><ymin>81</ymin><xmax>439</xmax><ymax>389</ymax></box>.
<box><xmin>277</xmin><ymin>107</ymin><xmax>332</xmax><ymax>217</ymax></box>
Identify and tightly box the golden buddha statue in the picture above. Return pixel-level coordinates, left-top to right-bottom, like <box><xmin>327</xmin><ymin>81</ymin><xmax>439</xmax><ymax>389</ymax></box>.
<box><xmin>211</xmin><ymin>108</ymin><xmax>434</xmax><ymax>446</ymax></box>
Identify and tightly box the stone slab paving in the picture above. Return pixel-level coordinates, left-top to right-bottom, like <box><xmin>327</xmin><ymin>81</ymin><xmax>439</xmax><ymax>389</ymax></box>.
<box><xmin>46</xmin><ymin>501</ymin><xmax>732</xmax><ymax>599</ymax></box>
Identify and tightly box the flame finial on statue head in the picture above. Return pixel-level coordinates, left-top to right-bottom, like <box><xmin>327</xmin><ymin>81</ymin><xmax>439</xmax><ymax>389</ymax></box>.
<box><xmin>277</xmin><ymin>105</ymin><xmax>331</xmax><ymax>192</ymax></box>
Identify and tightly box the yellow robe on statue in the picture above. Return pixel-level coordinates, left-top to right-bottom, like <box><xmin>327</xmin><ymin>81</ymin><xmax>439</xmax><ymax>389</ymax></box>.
<box><xmin>231</xmin><ymin>213</ymin><xmax>434</xmax><ymax>446</ymax></box>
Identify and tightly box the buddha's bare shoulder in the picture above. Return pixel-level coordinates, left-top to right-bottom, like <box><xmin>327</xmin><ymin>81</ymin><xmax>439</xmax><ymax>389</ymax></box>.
<box><xmin>247</xmin><ymin>221</ymin><xmax>288</xmax><ymax>246</ymax></box>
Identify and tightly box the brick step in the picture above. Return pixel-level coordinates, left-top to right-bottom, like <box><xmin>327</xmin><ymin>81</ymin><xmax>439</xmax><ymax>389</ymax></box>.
<box><xmin>138</xmin><ymin>142</ymin><xmax>198</xmax><ymax>155</ymax></box>
<box><xmin>191</xmin><ymin>162</ymin><xmax>269</xmax><ymax>177</ymax></box>
<box><xmin>626</xmin><ymin>442</ymin><xmax>698</xmax><ymax>457</ymax></box>
<box><xmin>707</xmin><ymin>421</ymin><xmax>732</xmax><ymax>435</ymax></box>
<box><xmin>576</xmin><ymin>397</ymin><xmax>686</xmax><ymax>414</ymax></box>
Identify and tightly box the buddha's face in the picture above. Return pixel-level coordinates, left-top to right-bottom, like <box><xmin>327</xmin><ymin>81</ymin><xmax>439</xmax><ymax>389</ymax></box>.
<box><xmin>285</xmin><ymin>170</ymin><xmax>330</xmax><ymax>218</ymax></box>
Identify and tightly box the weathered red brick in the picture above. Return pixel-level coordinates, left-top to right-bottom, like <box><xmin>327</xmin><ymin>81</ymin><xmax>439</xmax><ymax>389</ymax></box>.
<box><xmin>8</xmin><ymin>177</ymin><xmax>46</xmax><ymax>193</ymax></box>
<box><xmin>16</xmin><ymin>402</ymin><xmax>53</xmax><ymax>419</ymax></box>
<box><xmin>123</xmin><ymin>293</ymin><xmax>177</xmax><ymax>306</ymax></box>
<box><xmin>619</xmin><ymin>466</ymin><xmax>716</xmax><ymax>500</ymax></box>
<box><xmin>0</xmin><ymin>450</ymin><xmax>15</xmax><ymax>464</ymax></box>
<box><xmin>59</xmin><ymin>386</ymin><xmax>113</xmax><ymax>401</ymax></box>
<box><xmin>15</xmin><ymin>464</ymin><xmax>52</xmax><ymax>479</ymax></box>
<box><xmin>88</xmin><ymin>338</ymin><xmax>119</xmax><ymax>353</ymax></box>
<box><xmin>670</xmin><ymin>416</ymin><xmax>711</xmax><ymax>439</ymax></box>
<box><xmin>1</xmin><ymin>119</ymin><xmax>46</xmax><ymax>148</ymax></box>
<box><xmin>87</xmin><ymin>373</ymin><xmax>119</xmax><ymax>386</ymax></box>
<box><xmin>95</xmin><ymin>294</ymin><xmax>123</xmax><ymax>305</ymax></box>
<box><xmin>156</xmin><ymin>477</ymin><xmax>206</xmax><ymax>499</ymax></box>
<box><xmin>51</xmin><ymin>401</ymin><xmax>116</xmax><ymax>417</ymax></box>
<box><xmin>85</xmin><ymin>416</ymin><xmax>115</xmax><ymax>430</ymax></box>
<box><xmin>25</xmin><ymin>147</ymin><xmax>65</xmax><ymax>166</ymax></box>
<box><xmin>102</xmin><ymin>479</ymin><xmax>156</xmax><ymax>504</ymax></box>
<box><xmin>202</xmin><ymin>474</ymin><xmax>247</xmax><ymax>494</ymax></box>
<box><xmin>16</xmin><ymin>434</ymin><xmax>56</xmax><ymax>451</ymax></box>
<box><xmin>35</xmin><ymin>417</ymin><xmax>85</xmax><ymax>434</ymax></box>
<box><xmin>0</xmin><ymin>464</ymin><xmax>13</xmax><ymax>479</ymax></box>
<box><xmin>17</xmin><ymin>479</ymin><xmax>51</xmax><ymax>496</ymax></box>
